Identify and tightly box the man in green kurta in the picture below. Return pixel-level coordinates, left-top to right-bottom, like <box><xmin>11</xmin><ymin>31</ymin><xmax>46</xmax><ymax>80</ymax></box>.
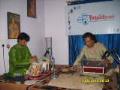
<box><xmin>8</xmin><ymin>32</ymin><xmax>37</xmax><ymax>77</ymax></box>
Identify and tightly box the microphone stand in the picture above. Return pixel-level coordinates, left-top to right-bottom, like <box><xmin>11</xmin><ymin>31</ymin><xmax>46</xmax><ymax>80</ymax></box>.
<box><xmin>51</xmin><ymin>56</ymin><xmax>57</xmax><ymax>79</ymax></box>
<box><xmin>2</xmin><ymin>44</ymin><xmax>6</xmax><ymax>73</ymax></box>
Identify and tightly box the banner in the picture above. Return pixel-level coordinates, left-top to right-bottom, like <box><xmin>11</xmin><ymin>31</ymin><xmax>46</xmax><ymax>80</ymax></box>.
<box><xmin>66</xmin><ymin>0</ymin><xmax>120</xmax><ymax>35</ymax></box>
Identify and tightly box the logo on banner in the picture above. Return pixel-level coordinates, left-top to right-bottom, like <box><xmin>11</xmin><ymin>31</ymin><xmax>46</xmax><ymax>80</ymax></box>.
<box><xmin>77</xmin><ymin>14</ymin><xmax>114</xmax><ymax>25</ymax></box>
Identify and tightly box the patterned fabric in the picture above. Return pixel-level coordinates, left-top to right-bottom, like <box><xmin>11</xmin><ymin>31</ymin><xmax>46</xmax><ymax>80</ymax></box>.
<box><xmin>48</xmin><ymin>74</ymin><xmax>103</xmax><ymax>90</ymax></box>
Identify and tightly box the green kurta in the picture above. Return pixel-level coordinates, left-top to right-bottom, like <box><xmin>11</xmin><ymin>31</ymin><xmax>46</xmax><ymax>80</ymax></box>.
<box><xmin>8</xmin><ymin>44</ymin><xmax>31</xmax><ymax>77</ymax></box>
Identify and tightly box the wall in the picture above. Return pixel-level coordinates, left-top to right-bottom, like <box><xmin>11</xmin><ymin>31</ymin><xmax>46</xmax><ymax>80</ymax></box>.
<box><xmin>0</xmin><ymin>0</ymin><xmax>4</xmax><ymax>74</ymax></box>
<box><xmin>44</xmin><ymin>0</ymin><xmax>68</xmax><ymax>64</ymax></box>
<box><xmin>0</xmin><ymin>0</ymin><xmax>45</xmax><ymax>75</ymax></box>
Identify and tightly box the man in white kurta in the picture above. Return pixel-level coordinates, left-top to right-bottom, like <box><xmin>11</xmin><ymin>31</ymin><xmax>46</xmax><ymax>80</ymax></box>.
<box><xmin>74</xmin><ymin>32</ymin><xmax>113</xmax><ymax>65</ymax></box>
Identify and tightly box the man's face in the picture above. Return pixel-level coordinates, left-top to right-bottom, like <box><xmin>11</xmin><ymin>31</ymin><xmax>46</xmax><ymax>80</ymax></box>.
<box><xmin>19</xmin><ymin>40</ymin><xmax>28</xmax><ymax>46</ymax></box>
<box><xmin>85</xmin><ymin>37</ymin><xmax>95</xmax><ymax>48</ymax></box>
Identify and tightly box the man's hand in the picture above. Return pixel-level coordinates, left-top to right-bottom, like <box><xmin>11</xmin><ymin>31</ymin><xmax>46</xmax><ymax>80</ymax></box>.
<box><xmin>102</xmin><ymin>59</ymin><xmax>111</xmax><ymax>68</ymax></box>
<box><xmin>73</xmin><ymin>65</ymin><xmax>82</xmax><ymax>72</ymax></box>
<box><xmin>30</xmin><ymin>56</ymin><xmax>38</xmax><ymax>63</ymax></box>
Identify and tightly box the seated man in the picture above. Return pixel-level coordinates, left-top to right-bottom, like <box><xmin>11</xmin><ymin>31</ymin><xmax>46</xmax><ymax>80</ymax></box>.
<box><xmin>74</xmin><ymin>32</ymin><xmax>113</xmax><ymax>66</ymax></box>
<box><xmin>8</xmin><ymin>32</ymin><xmax>37</xmax><ymax>78</ymax></box>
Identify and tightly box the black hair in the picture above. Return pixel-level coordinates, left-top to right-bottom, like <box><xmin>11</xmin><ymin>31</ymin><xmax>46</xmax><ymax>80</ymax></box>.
<box><xmin>17</xmin><ymin>32</ymin><xmax>30</xmax><ymax>42</ymax></box>
<box><xmin>82</xmin><ymin>32</ymin><xmax>97</xmax><ymax>43</ymax></box>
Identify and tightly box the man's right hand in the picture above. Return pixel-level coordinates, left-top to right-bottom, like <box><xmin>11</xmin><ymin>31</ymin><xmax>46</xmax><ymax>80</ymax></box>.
<box><xmin>30</xmin><ymin>56</ymin><xmax>38</xmax><ymax>63</ymax></box>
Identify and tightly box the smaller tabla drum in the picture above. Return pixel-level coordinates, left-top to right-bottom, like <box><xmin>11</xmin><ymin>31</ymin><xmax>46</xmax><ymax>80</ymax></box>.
<box><xmin>28</xmin><ymin>62</ymin><xmax>41</xmax><ymax>77</ymax></box>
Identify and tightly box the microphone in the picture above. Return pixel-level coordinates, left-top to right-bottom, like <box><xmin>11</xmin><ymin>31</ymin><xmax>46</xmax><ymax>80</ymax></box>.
<box><xmin>102</xmin><ymin>50</ymin><xmax>110</xmax><ymax>59</ymax></box>
<box><xmin>44</xmin><ymin>48</ymin><xmax>51</xmax><ymax>57</ymax></box>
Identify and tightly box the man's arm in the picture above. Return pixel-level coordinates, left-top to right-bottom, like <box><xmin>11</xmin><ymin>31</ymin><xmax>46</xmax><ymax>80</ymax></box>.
<box><xmin>74</xmin><ymin>48</ymin><xmax>85</xmax><ymax>65</ymax></box>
